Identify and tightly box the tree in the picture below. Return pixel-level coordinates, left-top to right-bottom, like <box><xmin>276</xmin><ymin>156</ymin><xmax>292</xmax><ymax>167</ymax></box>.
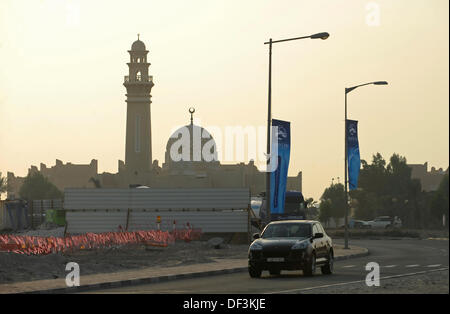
<box><xmin>320</xmin><ymin>183</ymin><xmax>346</xmax><ymax>225</ymax></box>
<box><xmin>304</xmin><ymin>197</ymin><xmax>319</xmax><ymax>219</ymax></box>
<box><xmin>89</xmin><ymin>177</ymin><xmax>102</xmax><ymax>188</ymax></box>
<box><xmin>430</xmin><ymin>174</ymin><xmax>449</xmax><ymax>227</ymax></box>
<box><xmin>19</xmin><ymin>172</ymin><xmax>63</xmax><ymax>200</ymax></box>
<box><xmin>349</xmin><ymin>189</ymin><xmax>378</xmax><ymax>220</ymax></box>
<box><xmin>305</xmin><ymin>197</ymin><xmax>318</xmax><ymax>208</ymax></box>
<box><xmin>319</xmin><ymin>200</ymin><xmax>333</xmax><ymax>227</ymax></box>
<box><xmin>0</xmin><ymin>172</ymin><xmax>6</xmax><ymax>194</ymax></box>
<box><xmin>358</xmin><ymin>153</ymin><xmax>388</xmax><ymax>197</ymax></box>
<box><xmin>349</xmin><ymin>152</ymin><xmax>441</xmax><ymax>228</ymax></box>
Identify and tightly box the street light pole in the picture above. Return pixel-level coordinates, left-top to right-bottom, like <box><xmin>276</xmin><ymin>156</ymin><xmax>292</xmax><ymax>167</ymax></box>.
<box><xmin>266</xmin><ymin>38</ymin><xmax>272</xmax><ymax>223</ymax></box>
<box><xmin>344</xmin><ymin>90</ymin><xmax>349</xmax><ymax>249</ymax></box>
<box><xmin>344</xmin><ymin>81</ymin><xmax>388</xmax><ymax>249</ymax></box>
<box><xmin>264</xmin><ymin>32</ymin><xmax>329</xmax><ymax>225</ymax></box>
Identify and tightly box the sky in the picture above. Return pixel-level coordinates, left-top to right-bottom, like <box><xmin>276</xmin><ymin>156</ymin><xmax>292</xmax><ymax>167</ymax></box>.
<box><xmin>0</xmin><ymin>0</ymin><xmax>448</xmax><ymax>200</ymax></box>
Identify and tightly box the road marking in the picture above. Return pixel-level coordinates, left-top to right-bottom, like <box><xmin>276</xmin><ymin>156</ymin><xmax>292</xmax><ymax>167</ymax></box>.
<box><xmin>426</xmin><ymin>264</ymin><xmax>442</xmax><ymax>268</ymax></box>
<box><xmin>342</xmin><ymin>265</ymin><xmax>356</xmax><ymax>268</ymax></box>
<box><xmin>383</xmin><ymin>265</ymin><xmax>397</xmax><ymax>268</ymax></box>
<box><xmin>265</xmin><ymin>267</ymin><xmax>449</xmax><ymax>294</ymax></box>
<box><xmin>405</xmin><ymin>264</ymin><xmax>420</xmax><ymax>268</ymax></box>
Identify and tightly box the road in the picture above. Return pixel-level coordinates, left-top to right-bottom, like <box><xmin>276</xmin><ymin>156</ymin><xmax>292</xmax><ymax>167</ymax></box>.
<box><xmin>88</xmin><ymin>239</ymin><xmax>449</xmax><ymax>294</ymax></box>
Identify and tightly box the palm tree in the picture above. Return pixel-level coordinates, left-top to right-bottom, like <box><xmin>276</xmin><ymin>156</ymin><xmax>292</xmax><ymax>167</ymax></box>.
<box><xmin>305</xmin><ymin>197</ymin><xmax>319</xmax><ymax>219</ymax></box>
<box><xmin>89</xmin><ymin>177</ymin><xmax>102</xmax><ymax>188</ymax></box>
<box><xmin>305</xmin><ymin>197</ymin><xmax>318</xmax><ymax>208</ymax></box>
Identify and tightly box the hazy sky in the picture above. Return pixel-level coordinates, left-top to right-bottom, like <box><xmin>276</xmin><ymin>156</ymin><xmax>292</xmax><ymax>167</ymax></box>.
<box><xmin>0</xmin><ymin>0</ymin><xmax>448</xmax><ymax>200</ymax></box>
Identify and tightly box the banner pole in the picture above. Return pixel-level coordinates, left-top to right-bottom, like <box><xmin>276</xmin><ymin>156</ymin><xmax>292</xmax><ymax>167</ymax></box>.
<box><xmin>266</xmin><ymin>38</ymin><xmax>272</xmax><ymax>225</ymax></box>
<box><xmin>344</xmin><ymin>91</ymin><xmax>349</xmax><ymax>249</ymax></box>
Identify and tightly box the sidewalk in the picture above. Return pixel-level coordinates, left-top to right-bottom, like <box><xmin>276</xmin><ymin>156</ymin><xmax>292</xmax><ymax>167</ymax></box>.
<box><xmin>0</xmin><ymin>244</ymin><xmax>368</xmax><ymax>294</ymax></box>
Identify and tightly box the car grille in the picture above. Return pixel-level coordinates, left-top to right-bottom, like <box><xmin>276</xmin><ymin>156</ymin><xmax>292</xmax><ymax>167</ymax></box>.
<box><xmin>250</xmin><ymin>249</ymin><xmax>304</xmax><ymax>260</ymax></box>
<box><xmin>263</xmin><ymin>250</ymin><xmax>291</xmax><ymax>258</ymax></box>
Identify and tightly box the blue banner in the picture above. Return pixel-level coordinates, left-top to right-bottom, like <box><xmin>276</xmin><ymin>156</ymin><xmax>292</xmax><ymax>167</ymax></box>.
<box><xmin>346</xmin><ymin>119</ymin><xmax>360</xmax><ymax>190</ymax></box>
<box><xmin>270</xmin><ymin>119</ymin><xmax>291</xmax><ymax>214</ymax></box>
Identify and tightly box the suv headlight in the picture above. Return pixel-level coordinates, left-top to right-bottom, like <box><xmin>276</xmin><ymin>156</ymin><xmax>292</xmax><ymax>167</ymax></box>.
<box><xmin>291</xmin><ymin>241</ymin><xmax>308</xmax><ymax>250</ymax></box>
<box><xmin>250</xmin><ymin>242</ymin><xmax>263</xmax><ymax>250</ymax></box>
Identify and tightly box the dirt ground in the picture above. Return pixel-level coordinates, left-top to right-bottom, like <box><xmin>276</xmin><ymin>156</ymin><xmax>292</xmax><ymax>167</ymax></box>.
<box><xmin>0</xmin><ymin>240</ymin><xmax>249</xmax><ymax>284</ymax></box>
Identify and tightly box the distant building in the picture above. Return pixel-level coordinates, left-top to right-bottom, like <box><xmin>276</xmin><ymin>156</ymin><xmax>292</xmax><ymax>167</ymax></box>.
<box><xmin>7</xmin><ymin>159</ymin><xmax>98</xmax><ymax>198</ymax></box>
<box><xmin>6</xmin><ymin>38</ymin><xmax>302</xmax><ymax>198</ymax></box>
<box><xmin>408</xmin><ymin>162</ymin><xmax>449</xmax><ymax>192</ymax></box>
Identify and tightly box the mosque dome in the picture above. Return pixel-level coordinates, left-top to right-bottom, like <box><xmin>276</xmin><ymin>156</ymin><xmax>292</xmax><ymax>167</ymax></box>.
<box><xmin>131</xmin><ymin>39</ymin><xmax>146</xmax><ymax>51</ymax></box>
<box><xmin>164</xmin><ymin>123</ymin><xmax>218</xmax><ymax>167</ymax></box>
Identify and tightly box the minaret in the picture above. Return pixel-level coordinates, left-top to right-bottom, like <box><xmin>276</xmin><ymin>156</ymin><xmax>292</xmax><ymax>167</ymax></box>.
<box><xmin>123</xmin><ymin>35</ymin><xmax>154</xmax><ymax>175</ymax></box>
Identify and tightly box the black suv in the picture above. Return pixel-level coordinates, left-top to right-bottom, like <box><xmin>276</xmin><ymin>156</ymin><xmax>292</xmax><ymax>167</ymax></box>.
<box><xmin>248</xmin><ymin>220</ymin><xmax>333</xmax><ymax>278</ymax></box>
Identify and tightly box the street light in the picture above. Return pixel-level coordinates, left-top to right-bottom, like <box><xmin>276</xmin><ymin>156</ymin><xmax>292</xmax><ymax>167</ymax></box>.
<box><xmin>264</xmin><ymin>32</ymin><xmax>330</xmax><ymax>223</ymax></box>
<box><xmin>310</xmin><ymin>32</ymin><xmax>330</xmax><ymax>40</ymax></box>
<box><xmin>344</xmin><ymin>81</ymin><xmax>388</xmax><ymax>249</ymax></box>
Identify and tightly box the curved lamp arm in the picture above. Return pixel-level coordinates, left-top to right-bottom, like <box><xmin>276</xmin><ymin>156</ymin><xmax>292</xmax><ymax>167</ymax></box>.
<box><xmin>346</xmin><ymin>81</ymin><xmax>388</xmax><ymax>94</ymax></box>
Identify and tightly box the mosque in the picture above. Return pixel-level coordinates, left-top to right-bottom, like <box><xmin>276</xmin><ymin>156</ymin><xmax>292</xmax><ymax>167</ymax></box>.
<box><xmin>7</xmin><ymin>38</ymin><xmax>303</xmax><ymax>198</ymax></box>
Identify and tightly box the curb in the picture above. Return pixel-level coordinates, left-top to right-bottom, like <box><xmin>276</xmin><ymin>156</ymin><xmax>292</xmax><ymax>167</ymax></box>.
<box><xmin>25</xmin><ymin>266</ymin><xmax>249</xmax><ymax>294</ymax></box>
<box><xmin>22</xmin><ymin>248</ymin><xmax>369</xmax><ymax>294</ymax></box>
<box><xmin>334</xmin><ymin>248</ymin><xmax>370</xmax><ymax>261</ymax></box>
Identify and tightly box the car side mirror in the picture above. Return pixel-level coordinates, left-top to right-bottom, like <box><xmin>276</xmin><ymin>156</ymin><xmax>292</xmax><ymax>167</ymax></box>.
<box><xmin>314</xmin><ymin>233</ymin><xmax>324</xmax><ymax>239</ymax></box>
<box><xmin>252</xmin><ymin>233</ymin><xmax>260</xmax><ymax>240</ymax></box>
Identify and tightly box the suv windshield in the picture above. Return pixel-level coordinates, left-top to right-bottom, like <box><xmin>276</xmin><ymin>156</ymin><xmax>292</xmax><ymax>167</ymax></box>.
<box><xmin>262</xmin><ymin>223</ymin><xmax>311</xmax><ymax>239</ymax></box>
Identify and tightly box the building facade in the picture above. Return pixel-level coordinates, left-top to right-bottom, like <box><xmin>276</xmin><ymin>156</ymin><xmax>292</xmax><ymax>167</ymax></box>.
<box><xmin>7</xmin><ymin>159</ymin><xmax>98</xmax><ymax>199</ymax></box>
<box><xmin>408</xmin><ymin>162</ymin><xmax>449</xmax><ymax>192</ymax></box>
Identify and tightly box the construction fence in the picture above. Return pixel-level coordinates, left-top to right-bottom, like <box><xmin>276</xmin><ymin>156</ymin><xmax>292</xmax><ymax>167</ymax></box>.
<box><xmin>0</xmin><ymin>199</ymin><xmax>63</xmax><ymax>231</ymax></box>
<box><xmin>63</xmin><ymin>188</ymin><xmax>252</xmax><ymax>239</ymax></box>
<box><xmin>65</xmin><ymin>208</ymin><xmax>249</xmax><ymax>234</ymax></box>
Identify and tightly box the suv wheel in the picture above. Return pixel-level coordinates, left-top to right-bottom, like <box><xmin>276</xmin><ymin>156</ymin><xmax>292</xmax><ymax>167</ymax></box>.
<box><xmin>321</xmin><ymin>251</ymin><xmax>334</xmax><ymax>275</ymax></box>
<box><xmin>303</xmin><ymin>253</ymin><xmax>316</xmax><ymax>276</ymax></box>
<box><xmin>248</xmin><ymin>265</ymin><xmax>262</xmax><ymax>278</ymax></box>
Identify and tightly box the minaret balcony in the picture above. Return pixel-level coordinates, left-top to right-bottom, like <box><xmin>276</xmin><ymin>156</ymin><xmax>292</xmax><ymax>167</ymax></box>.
<box><xmin>124</xmin><ymin>75</ymin><xmax>153</xmax><ymax>83</ymax></box>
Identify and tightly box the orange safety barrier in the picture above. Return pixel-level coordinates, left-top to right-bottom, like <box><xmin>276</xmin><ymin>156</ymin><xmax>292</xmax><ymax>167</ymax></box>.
<box><xmin>0</xmin><ymin>226</ymin><xmax>203</xmax><ymax>255</ymax></box>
